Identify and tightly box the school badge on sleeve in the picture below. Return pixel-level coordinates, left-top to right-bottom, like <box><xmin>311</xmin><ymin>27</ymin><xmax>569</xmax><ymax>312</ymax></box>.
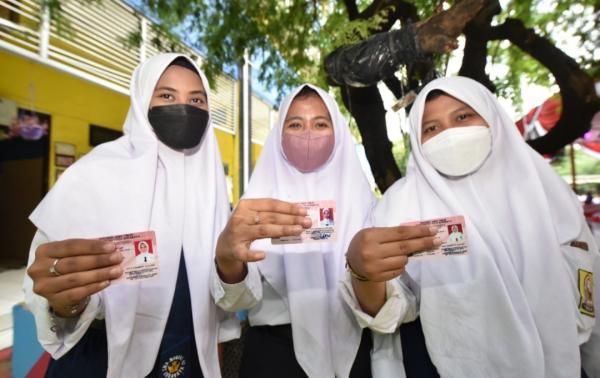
<box><xmin>578</xmin><ymin>269</ymin><xmax>595</xmax><ymax>317</ymax></box>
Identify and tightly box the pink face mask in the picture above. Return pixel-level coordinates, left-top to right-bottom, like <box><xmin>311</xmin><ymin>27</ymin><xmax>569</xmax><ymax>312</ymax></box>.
<box><xmin>282</xmin><ymin>130</ymin><xmax>335</xmax><ymax>173</ymax></box>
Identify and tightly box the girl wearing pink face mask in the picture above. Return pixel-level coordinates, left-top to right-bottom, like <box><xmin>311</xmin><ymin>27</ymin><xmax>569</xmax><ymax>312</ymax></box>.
<box><xmin>280</xmin><ymin>87</ymin><xmax>336</xmax><ymax>173</ymax></box>
<box><xmin>213</xmin><ymin>85</ymin><xmax>377</xmax><ymax>377</ymax></box>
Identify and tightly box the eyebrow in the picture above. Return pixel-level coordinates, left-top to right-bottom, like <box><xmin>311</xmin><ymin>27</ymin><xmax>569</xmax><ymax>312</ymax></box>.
<box><xmin>284</xmin><ymin>115</ymin><xmax>331</xmax><ymax>122</ymax></box>
<box><xmin>154</xmin><ymin>86</ymin><xmax>177</xmax><ymax>92</ymax></box>
<box><xmin>189</xmin><ymin>90</ymin><xmax>207</xmax><ymax>97</ymax></box>
<box><xmin>451</xmin><ymin>105</ymin><xmax>474</xmax><ymax>115</ymax></box>
<box><xmin>422</xmin><ymin>105</ymin><xmax>475</xmax><ymax>125</ymax></box>
<box><xmin>154</xmin><ymin>87</ymin><xmax>207</xmax><ymax>97</ymax></box>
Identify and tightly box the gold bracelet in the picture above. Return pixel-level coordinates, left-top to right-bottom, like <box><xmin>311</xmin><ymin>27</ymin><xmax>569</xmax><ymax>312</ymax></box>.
<box><xmin>345</xmin><ymin>257</ymin><xmax>370</xmax><ymax>282</ymax></box>
<box><xmin>49</xmin><ymin>296</ymin><xmax>91</xmax><ymax>318</ymax></box>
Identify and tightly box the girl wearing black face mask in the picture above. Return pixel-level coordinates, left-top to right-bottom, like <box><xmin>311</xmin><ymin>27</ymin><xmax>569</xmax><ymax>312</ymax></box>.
<box><xmin>147</xmin><ymin>58</ymin><xmax>210</xmax><ymax>150</ymax></box>
<box><xmin>25</xmin><ymin>54</ymin><xmax>232</xmax><ymax>378</ymax></box>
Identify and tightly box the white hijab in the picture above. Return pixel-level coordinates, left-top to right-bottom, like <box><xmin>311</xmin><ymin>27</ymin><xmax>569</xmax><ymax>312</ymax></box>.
<box><xmin>375</xmin><ymin>76</ymin><xmax>584</xmax><ymax>377</ymax></box>
<box><xmin>243</xmin><ymin>84</ymin><xmax>376</xmax><ymax>377</ymax></box>
<box><xmin>29</xmin><ymin>53</ymin><xmax>230</xmax><ymax>377</ymax></box>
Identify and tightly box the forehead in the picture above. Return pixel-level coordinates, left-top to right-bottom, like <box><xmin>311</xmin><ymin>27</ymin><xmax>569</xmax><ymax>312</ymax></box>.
<box><xmin>287</xmin><ymin>95</ymin><xmax>330</xmax><ymax>116</ymax></box>
<box><xmin>423</xmin><ymin>93</ymin><xmax>473</xmax><ymax>118</ymax></box>
<box><xmin>155</xmin><ymin>65</ymin><xmax>205</xmax><ymax>90</ymax></box>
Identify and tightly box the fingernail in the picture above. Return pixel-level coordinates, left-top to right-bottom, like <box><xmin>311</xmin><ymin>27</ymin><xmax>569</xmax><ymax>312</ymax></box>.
<box><xmin>293</xmin><ymin>225</ymin><xmax>303</xmax><ymax>233</ymax></box>
<box><xmin>100</xmin><ymin>280</ymin><xmax>110</xmax><ymax>288</ymax></box>
<box><xmin>110</xmin><ymin>253</ymin><xmax>123</xmax><ymax>263</ymax></box>
<box><xmin>303</xmin><ymin>218</ymin><xmax>312</xmax><ymax>227</ymax></box>
<box><xmin>429</xmin><ymin>226</ymin><xmax>439</xmax><ymax>234</ymax></box>
<box><xmin>433</xmin><ymin>237</ymin><xmax>442</xmax><ymax>246</ymax></box>
<box><xmin>109</xmin><ymin>267</ymin><xmax>122</xmax><ymax>276</ymax></box>
<box><xmin>298</xmin><ymin>207</ymin><xmax>307</xmax><ymax>216</ymax></box>
<box><xmin>103</xmin><ymin>242</ymin><xmax>115</xmax><ymax>252</ymax></box>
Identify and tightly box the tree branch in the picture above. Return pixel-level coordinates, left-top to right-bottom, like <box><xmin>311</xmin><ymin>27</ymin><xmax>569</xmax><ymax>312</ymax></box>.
<box><xmin>458</xmin><ymin>0</ymin><xmax>499</xmax><ymax>91</ymax></box>
<box><xmin>343</xmin><ymin>0</ymin><xmax>359</xmax><ymax>20</ymax></box>
<box><xmin>357</xmin><ymin>0</ymin><xmax>416</xmax><ymax>32</ymax></box>
<box><xmin>341</xmin><ymin>85</ymin><xmax>402</xmax><ymax>190</ymax></box>
<box><xmin>383</xmin><ymin>76</ymin><xmax>403</xmax><ymax>98</ymax></box>
<box><xmin>489</xmin><ymin>18</ymin><xmax>600</xmax><ymax>153</ymax></box>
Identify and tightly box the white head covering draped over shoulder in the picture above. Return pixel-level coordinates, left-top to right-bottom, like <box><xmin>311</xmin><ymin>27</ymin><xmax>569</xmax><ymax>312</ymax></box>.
<box><xmin>374</xmin><ymin>76</ymin><xmax>584</xmax><ymax>377</ymax></box>
<box><xmin>29</xmin><ymin>53</ymin><xmax>230</xmax><ymax>377</ymax></box>
<box><xmin>243</xmin><ymin>84</ymin><xmax>376</xmax><ymax>377</ymax></box>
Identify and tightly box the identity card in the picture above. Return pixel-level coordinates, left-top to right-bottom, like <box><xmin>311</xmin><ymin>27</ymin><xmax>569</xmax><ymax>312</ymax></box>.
<box><xmin>272</xmin><ymin>200</ymin><xmax>336</xmax><ymax>244</ymax></box>
<box><xmin>401</xmin><ymin>215</ymin><xmax>468</xmax><ymax>259</ymax></box>
<box><xmin>100</xmin><ymin>230</ymin><xmax>159</xmax><ymax>282</ymax></box>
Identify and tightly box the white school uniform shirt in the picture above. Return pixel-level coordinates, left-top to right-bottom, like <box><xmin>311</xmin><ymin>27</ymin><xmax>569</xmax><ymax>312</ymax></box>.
<box><xmin>343</xmin><ymin>76</ymin><xmax>600</xmax><ymax>378</ymax></box>
<box><xmin>24</xmin><ymin>53</ymin><xmax>234</xmax><ymax>378</ymax></box>
<box><xmin>212</xmin><ymin>84</ymin><xmax>377</xmax><ymax>377</ymax></box>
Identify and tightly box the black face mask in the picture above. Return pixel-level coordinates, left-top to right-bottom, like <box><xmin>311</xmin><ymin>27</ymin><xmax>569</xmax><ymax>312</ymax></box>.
<box><xmin>147</xmin><ymin>104</ymin><xmax>209</xmax><ymax>150</ymax></box>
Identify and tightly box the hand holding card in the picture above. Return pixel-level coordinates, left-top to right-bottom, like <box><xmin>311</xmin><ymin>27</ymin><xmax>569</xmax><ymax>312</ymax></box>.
<box><xmin>215</xmin><ymin>198</ymin><xmax>312</xmax><ymax>283</ymax></box>
<box><xmin>26</xmin><ymin>238</ymin><xmax>124</xmax><ymax>317</ymax></box>
<box><xmin>400</xmin><ymin>215</ymin><xmax>468</xmax><ymax>259</ymax></box>
<box><xmin>345</xmin><ymin>224</ymin><xmax>440</xmax><ymax>283</ymax></box>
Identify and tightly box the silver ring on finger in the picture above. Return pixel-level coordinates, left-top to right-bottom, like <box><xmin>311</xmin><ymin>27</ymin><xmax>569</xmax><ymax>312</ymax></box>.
<box><xmin>254</xmin><ymin>213</ymin><xmax>260</xmax><ymax>225</ymax></box>
<box><xmin>49</xmin><ymin>258</ymin><xmax>62</xmax><ymax>277</ymax></box>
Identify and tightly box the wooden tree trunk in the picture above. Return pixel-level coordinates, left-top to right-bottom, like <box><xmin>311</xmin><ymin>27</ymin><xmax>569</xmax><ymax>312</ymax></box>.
<box><xmin>341</xmin><ymin>85</ymin><xmax>401</xmax><ymax>192</ymax></box>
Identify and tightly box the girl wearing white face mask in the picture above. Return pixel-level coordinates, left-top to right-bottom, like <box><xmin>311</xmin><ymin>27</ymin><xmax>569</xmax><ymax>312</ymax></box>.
<box><xmin>212</xmin><ymin>85</ymin><xmax>439</xmax><ymax>377</ymax></box>
<box><xmin>344</xmin><ymin>76</ymin><xmax>600</xmax><ymax>378</ymax></box>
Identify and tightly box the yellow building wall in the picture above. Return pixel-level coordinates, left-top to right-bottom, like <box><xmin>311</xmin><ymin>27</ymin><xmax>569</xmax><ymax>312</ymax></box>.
<box><xmin>232</xmin><ymin>83</ymin><xmax>241</xmax><ymax>203</ymax></box>
<box><xmin>0</xmin><ymin>50</ymin><xmax>242</xmax><ymax>196</ymax></box>
<box><xmin>252</xmin><ymin>143</ymin><xmax>263</xmax><ymax>168</ymax></box>
<box><xmin>0</xmin><ymin>50</ymin><xmax>128</xmax><ymax>186</ymax></box>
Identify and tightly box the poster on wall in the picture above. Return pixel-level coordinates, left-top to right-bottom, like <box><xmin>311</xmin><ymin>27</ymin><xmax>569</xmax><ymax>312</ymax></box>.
<box><xmin>54</xmin><ymin>142</ymin><xmax>76</xmax><ymax>182</ymax></box>
<box><xmin>0</xmin><ymin>108</ymin><xmax>51</xmax><ymax>161</ymax></box>
<box><xmin>55</xmin><ymin>142</ymin><xmax>76</xmax><ymax>167</ymax></box>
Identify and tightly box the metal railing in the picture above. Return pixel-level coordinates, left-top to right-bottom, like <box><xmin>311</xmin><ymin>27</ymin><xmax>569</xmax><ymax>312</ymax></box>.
<box><xmin>0</xmin><ymin>0</ymin><xmax>277</xmax><ymax>140</ymax></box>
<box><xmin>252</xmin><ymin>96</ymin><xmax>277</xmax><ymax>144</ymax></box>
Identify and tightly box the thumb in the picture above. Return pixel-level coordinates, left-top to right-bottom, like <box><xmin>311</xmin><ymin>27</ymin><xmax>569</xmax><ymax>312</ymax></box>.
<box><xmin>245</xmin><ymin>250</ymin><xmax>266</xmax><ymax>263</ymax></box>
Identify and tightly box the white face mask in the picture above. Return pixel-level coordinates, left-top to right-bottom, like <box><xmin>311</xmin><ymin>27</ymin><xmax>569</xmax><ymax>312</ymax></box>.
<box><xmin>422</xmin><ymin>126</ymin><xmax>492</xmax><ymax>177</ymax></box>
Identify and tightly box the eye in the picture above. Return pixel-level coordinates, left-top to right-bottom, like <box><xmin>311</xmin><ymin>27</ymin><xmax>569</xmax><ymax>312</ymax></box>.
<box><xmin>286</xmin><ymin>122</ymin><xmax>302</xmax><ymax>129</ymax></box>
<box><xmin>423</xmin><ymin>124</ymin><xmax>438</xmax><ymax>134</ymax></box>
<box><xmin>456</xmin><ymin>113</ymin><xmax>473</xmax><ymax>121</ymax></box>
<box><xmin>315</xmin><ymin>122</ymin><xmax>331</xmax><ymax>129</ymax></box>
<box><xmin>158</xmin><ymin>93</ymin><xmax>174</xmax><ymax>101</ymax></box>
<box><xmin>190</xmin><ymin>97</ymin><xmax>206</xmax><ymax>105</ymax></box>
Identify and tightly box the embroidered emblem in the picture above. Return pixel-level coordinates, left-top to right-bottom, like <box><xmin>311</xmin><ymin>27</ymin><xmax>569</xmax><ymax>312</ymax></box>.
<box><xmin>578</xmin><ymin>269</ymin><xmax>595</xmax><ymax>318</ymax></box>
<box><xmin>161</xmin><ymin>354</ymin><xmax>186</xmax><ymax>378</ymax></box>
<box><xmin>570</xmin><ymin>241</ymin><xmax>589</xmax><ymax>251</ymax></box>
